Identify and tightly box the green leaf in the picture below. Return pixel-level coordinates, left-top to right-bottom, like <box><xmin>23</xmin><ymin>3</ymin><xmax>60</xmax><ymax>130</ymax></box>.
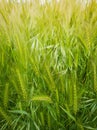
<box><xmin>60</xmin><ymin>106</ymin><xmax>76</xmax><ymax>121</ymax></box>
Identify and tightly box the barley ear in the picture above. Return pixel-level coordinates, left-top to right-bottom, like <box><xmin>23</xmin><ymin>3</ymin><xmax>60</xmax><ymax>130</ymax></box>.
<box><xmin>93</xmin><ymin>63</ymin><xmax>97</xmax><ymax>92</ymax></box>
<box><xmin>3</xmin><ymin>83</ymin><xmax>9</xmax><ymax>108</ymax></box>
<box><xmin>73</xmin><ymin>84</ymin><xmax>77</xmax><ymax>115</ymax></box>
<box><xmin>16</xmin><ymin>68</ymin><xmax>27</xmax><ymax>100</ymax></box>
<box><xmin>0</xmin><ymin>107</ymin><xmax>11</xmax><ymax>124</ymax></box>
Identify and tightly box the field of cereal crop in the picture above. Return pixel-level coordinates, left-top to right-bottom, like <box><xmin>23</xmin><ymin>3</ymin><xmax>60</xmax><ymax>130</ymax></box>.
<box><xmin>0</xmin><ymin>0</ymin><xmax>97</xmax><ymax>129</ymax></box>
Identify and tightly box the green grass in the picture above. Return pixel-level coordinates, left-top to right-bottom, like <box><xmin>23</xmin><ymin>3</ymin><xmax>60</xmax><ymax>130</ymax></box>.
<box><xmin>0</xmin><ymin>0</ymin><xmax>97</xmax><ymax>129</ymax></box>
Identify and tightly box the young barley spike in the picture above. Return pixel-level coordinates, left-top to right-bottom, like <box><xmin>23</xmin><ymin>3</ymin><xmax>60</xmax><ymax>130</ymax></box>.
<box><xmin>44</xmin><ymin>63</ymin><xmax>55</xmax><ymax>90</ymax></box>
<box><xmin>3</xmin><ymin>83</ymin><xmax>9</xmax><ymax>108</ymax></box>
<box><xmin>73</xmin><ymin>84</ymin><xmax>77</xmax><ymax>115</ymax></box>
<box><xmin>86</xmin><ymin>27</ymin><xmax>91</xmax><ymax>49</ymax></box>
<box><xmin>16</xmin><ymin>68</ymin><xmax>27</xmax><ymax>100</ymax></box>
<box><xmin>0</xmin><ymin>107</ymin><xmax>11</xmax><ymax>123</ymax></box>
<box><xmin>93</xmin><ymin>63</ymin><xmax>97</xmax><ymax>92</ymax></box>
<box><xmin>31</xmin><ymin>95</ymin><xmax>52</xmax><ymax>103</ymax></box>
<box><xmin>69</xmin><ymin>80</ymin><xmax>73</xmax><ymax>106</ymax></box>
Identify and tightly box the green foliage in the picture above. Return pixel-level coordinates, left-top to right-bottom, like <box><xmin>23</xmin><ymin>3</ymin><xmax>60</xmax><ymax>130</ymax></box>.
<box><xmin>0</xmin><ymin>0</ymin><xmax>97</xmax><ymax>129</ymax></box>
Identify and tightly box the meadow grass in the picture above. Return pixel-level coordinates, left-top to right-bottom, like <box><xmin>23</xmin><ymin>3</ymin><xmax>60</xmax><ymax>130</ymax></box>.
<box><xmin>0</xmin><ymin>0</ymin><xmax>97</xmax><ymax>129</ymax></box>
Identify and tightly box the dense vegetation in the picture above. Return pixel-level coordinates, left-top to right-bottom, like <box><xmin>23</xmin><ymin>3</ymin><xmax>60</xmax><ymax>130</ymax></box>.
<box><xmin>0</xmin><ymin>0</ymin><xmax>97</xmax><ymax>129</ymax></box>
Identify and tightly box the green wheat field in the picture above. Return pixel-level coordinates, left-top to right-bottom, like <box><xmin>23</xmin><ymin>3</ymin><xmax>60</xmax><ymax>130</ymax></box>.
<box><xmin>0</xmin><ymin>0</ymin><xmax>97</xmax><ymax>129</ymax></box>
